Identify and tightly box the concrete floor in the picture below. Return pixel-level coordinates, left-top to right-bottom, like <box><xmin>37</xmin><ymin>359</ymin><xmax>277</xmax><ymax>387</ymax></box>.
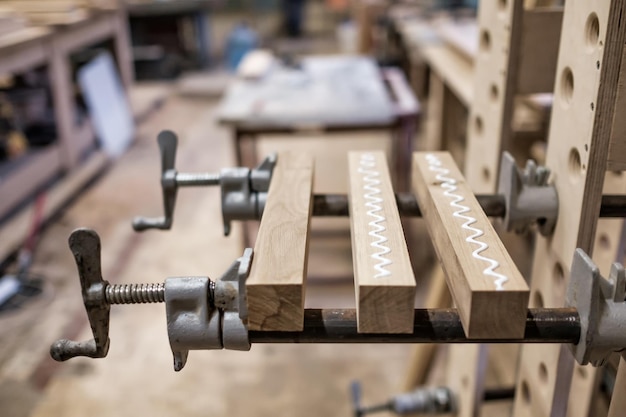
<box><xmin>0</xmin><ymin>90</ymin><xmax>432</xmax><ymax>417</ymax></box>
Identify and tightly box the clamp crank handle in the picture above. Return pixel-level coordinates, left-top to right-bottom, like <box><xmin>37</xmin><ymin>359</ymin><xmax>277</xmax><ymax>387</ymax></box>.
<box><xmin>132</xmin><ymin>130</ymin><xmax>179</xmax><ymax>232</ymax></box>
<box><xmin>132</xmin><ymin>216</ymin><xmax>172</xmax><ymax>231</ymax></box>
<box><xmin>50</xmin><ymin>228</ymin><xmax>111</xmax><ymax>361</ymax></box>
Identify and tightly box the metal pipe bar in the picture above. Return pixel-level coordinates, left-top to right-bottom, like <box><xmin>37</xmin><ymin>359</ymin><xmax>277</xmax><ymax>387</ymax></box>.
<box><xmin>249</xmin><ymin>308</ymin><xmax>580</xmax><ymax>344</ymax></box>
<box><xmin>312</xmin><ymin>193</ymin><xmax>626</xmax><ymax>218</ymax></box>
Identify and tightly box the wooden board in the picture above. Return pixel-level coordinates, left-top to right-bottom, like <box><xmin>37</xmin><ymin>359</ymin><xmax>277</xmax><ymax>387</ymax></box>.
<box><xmin>512</xmin><ymin>1</ymin><xmax>626</xmax><ymax>417</ymax></box>
<box><xmin>608</xmin><ymin>357</ymin><xmax>626</xmax><ymax>417</ymax></box>
<box><xmin>246</xmin><ymin>152</ymin><xmax>314</xmax><ymax>331</ymax></box>
<box><xmin>517</xmin><ymin>9</ymin><xmax>563</xmax><ymax>94</ymax></box>
<box><xmin>607</xmin><ymin>44</ymin><xmax>626</xmax><ymax>171</ymax></box>
<box><xmin>348</xmin><ymin>151</ymin><xmax>416</xmax><ymax>334</ymax></box>
<box><xmin>412</xmin><ymin>152</ymin><xmax>529</xmax><ymax>338</ymax></box>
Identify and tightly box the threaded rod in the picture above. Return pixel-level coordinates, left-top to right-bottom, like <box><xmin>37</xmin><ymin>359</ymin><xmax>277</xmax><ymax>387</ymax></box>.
<box><xmin>175</xmin><ymin>172</ymin><xmax>220</xmax><ymax>186</ymax></box>
<box><xmin>105</xmin><ymin>283</ymin><xmax>165</xmax><ymax>304</ymax></box>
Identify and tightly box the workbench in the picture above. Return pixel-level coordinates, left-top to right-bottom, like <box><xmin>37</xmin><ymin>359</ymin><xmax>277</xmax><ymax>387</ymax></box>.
<box><xmin>216</xmin><ymin>55</ymin><xmax>419</xmax><ymax>191</ymax></box>
<box><xmin>0</xmin><ymin>8</ymin><xmax>133</xmax><ymax>259</ymax></box>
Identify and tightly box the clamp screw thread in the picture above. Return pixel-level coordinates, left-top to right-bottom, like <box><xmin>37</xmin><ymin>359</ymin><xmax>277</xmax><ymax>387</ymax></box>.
<box><xmin>105</xmin><ymin>283</ymin><xmax>165</xmax><ymax>304</ymax></box>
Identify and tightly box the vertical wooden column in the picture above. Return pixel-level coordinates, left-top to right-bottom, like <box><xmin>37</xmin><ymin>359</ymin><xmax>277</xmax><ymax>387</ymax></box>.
<box><xmin>463</xmin><ymin>0</ymin><xmax>523</xmax><ymax>194</ymax></box>
<box><xmin>48</xmin><ymin>40</ymin><xmax>78</xmax><ymax>169</ymax></box>
<box><xmin>608</xmin><ymin>357</ymin><xmax>626</xmax><ymax>417</ymax></box>
<box><xmin>348</xmin><ymin>151</ymin><xmax>416</xmax><ymax>333</ymax></box>
<box><xmin>113</xmin><ymin>7</ymin><xmax>134</xmax><ymax>88</ymax></box>
<box><xmin>512</xmin><ymin>2</ymin><xmax>626</xmax><ymax>417</ymax></box>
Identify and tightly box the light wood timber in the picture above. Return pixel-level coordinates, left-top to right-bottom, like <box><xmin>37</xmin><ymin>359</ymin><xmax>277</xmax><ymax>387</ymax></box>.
<box><xmin>246</xmin><ymin>152</ymin><xmax>314</xmax><ymax>331</ymax></box>
<box><xmin>512</xmin><ymin>1</ymin><xmax>626</xmax><ymax>417</ymax></box>
<box><xmin>517</xmin><ymin>9</ymin><xmax>563</xmax><ymax>95</ymax></box>
<box><xmin>463</xmin><ymin>0</ymin><xmax>524</xmax><ymax>194</ymax></box>
<box><xmin>348</xmin><ymin>151</ymin><xmax>416</xmax><ymax>333</ymax></box>
<box><xmin>412</xmin><ymin>151</ymin><xmax>529</xmax><ymax>339</ymax></box>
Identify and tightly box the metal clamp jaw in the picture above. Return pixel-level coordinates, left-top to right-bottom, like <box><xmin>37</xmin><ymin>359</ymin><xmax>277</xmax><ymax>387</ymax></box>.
<box><xmin>497</xmin><ymin>152</ymin><xmax>558</xmax><ymax>236</ymax></box>
<box><xmin>220</xmin><ymin>154</ymin><xmax>276</xmax><ymax>236</ymax></box>
<box><xmin>166</xmin><ymin>248</ymin><xmax>253</xmax><ymax>371</ymax></box>
<box><xmin>567</xmin><ymin>249</ymin><xmax>626</xmax><ymax>366</ymax></box>
<box><xmin>133</xmin><ymin>129</ymin><xmax>276</xmax><ymax>235</ymax></box>
<box><xmin>50</xmin><ymin>228</ymin><xmax>254</xmax><ymax>372</ymax></box>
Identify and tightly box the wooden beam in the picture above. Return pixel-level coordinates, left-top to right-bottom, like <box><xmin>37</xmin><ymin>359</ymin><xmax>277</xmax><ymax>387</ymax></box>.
<box><xmin>608</xmin><ymin>357</ymin><xmax>626</xmax><ymax>417</ymax></box>
<box><xmin>246</xmin><ymin>152</ymin><xmax>314</xmax><ymax>331</ymax></box>
<box><xmin>348</xmin><ymin>151</ymin><xmax>416</xmax><ymax>334</ymax></box>
<box><xmin>463</xmin><ymin>0</ymin><xmax>524</xmax><ymax>194</ymax></box>
<box><xmin>607</xmin><ymin>44</ymin><xmax>626</xmax><ymax>171</ymax></box>
<box><xmin>512</xmin><ymin>1</ymin><xmax>626</xmax><ymax>417</ymax></box>
<box><xmin>412</xmin><ymin>151</ymin><xmax>529</xmax><ymax>338</ymax></box>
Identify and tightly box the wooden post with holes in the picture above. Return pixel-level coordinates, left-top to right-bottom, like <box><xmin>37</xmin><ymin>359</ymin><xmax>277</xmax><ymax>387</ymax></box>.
<box><xmin>512</xmin><ymin>2</ymin><xmax>626</xmax><ymax>417</ymax></box>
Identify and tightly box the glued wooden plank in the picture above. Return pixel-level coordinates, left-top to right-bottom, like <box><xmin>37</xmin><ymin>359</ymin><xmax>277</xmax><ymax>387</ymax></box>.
<box><xmin>246</xmin><ymin>152</ymin><xmax>314</xmax><ymax>331</ymax></box>
<box><xmin>412</xmin><ymin>151</ymin><xmax>529</xmax><ymax>338</ymax></box>
<box><xmin>348</xmin><ymin>151</ymin><xmax>416</xmax><ymax>333</ymax></box>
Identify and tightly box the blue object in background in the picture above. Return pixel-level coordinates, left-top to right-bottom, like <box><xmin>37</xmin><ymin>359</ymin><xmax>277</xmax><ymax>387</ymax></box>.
<box><xmin>225</xmin><ymin>23</ymin><xmax>259</xmax><ymax>71</ymax></box>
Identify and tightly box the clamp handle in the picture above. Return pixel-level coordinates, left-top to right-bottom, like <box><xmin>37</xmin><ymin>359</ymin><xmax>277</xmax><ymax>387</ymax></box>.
<box><xmin>50</xmin><ymin>228</ymin><xmax>111</xmax><ymax>361</ymax></box>
<box><xmin>133</xmin><ymin>130</ymin><xmax>179</xmax><ymax>231</ymax></box>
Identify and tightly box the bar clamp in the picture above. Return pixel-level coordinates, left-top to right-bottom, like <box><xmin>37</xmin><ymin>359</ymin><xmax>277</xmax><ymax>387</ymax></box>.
<box><xmin>133</xmin><ymin>130</ymin><xmax>276</xmax><ymax>235</ymax></box>
<box><xmin>49</xmin><ymin>228</ymin><xmax>254</xmax><ymax>371</ymax></box>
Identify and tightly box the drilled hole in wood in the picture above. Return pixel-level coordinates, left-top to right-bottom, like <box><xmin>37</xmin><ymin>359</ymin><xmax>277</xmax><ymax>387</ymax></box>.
<box><xmin>585</xmin><ymin>13</ymin><xmax>600</xmax><ymax>50</ymax></box>
<box><xmin>539</xmin><ymin>362</ymin><xmax>548</xmax><ymax>383</ymax></box>
<box><xmin>482</xmin><ymin>167</ymin><xmax>490</xmax><ymax>182</ymax></box>
<box><xmin>598</xmin><ymin>233</ymin><xmax>611</xmax><ymax>251</ymax></box>
<box><xmin>498</xmin><ymin>0</ymin><xmax>507</xmax><ymax>10</ymax></box>
<box><xmin>533</xmin><ymin>291</ymin><xmax>544</xmax><ymax>308</ymax></box>
<box><xmin>474</xmin><ymin>115</ymin><xmax>484</xmax><ymax>136</ymax></box>
<box><xmin>521</xmin><ymin>380</ymin><xmax>531</xmax><ymax>404</ymax></box>
<box><xmin>490</xmin><ymin>84</ymin><xmax>499</xmax><ymax>101</ymax></box>
<box><xmin>461</xmin><ymin>375</ymin><xmax>469</xmax><ymax>387</ymax></box>
<box><xmin>568</xmin><ymin>147</ymin><xmax>582</xmax><ymax>176</ymax></box>
<box><xmin>560</xmin><ymin>67</ymin><xmax>574</xmax><ymax>105</ymax></box>
<box><xmin>480</xmin><ymin>30</ymin><xmax>491</xmax><ymax>52</ymax></box>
